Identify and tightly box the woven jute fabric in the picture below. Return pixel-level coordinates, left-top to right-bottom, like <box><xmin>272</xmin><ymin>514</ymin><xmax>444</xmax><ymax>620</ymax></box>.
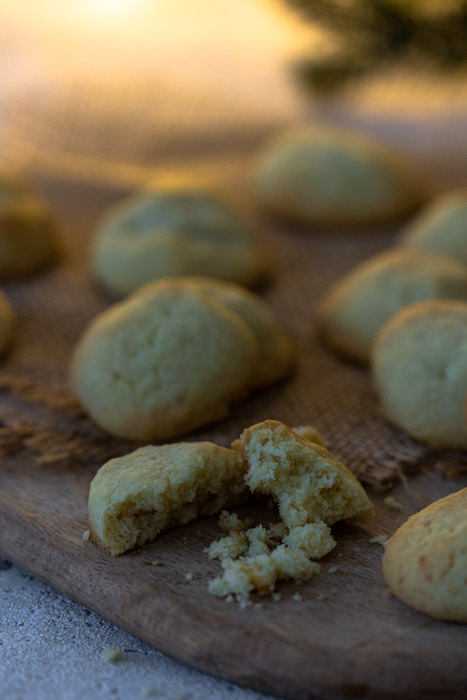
<box><xmin>0</xmin><ymin>162</ymin><xmax>464</xmax><ymax>491</ymax></box>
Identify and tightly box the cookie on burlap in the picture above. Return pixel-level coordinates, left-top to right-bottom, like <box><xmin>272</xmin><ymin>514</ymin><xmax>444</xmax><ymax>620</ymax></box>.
<box><xmin>72</xmin><ymin>282</ymin><xmax>259</xmax><ymax>441</ymax></box>
<box><xmin>400</xmin><ymin>190</ymin><xmax>467</xmax><ymax>265</ymax></box>
<box><xmin>372</xmin><ymin>300</ymin><xmax>467</xmax><ymax>448</ymax></box>
<box><xmin>317</xmin><ymin>247</ymin><xmax>467</xmax><ymax>362</ymax></box>
<box><xmin>254</xmin><ymin>128</ymin><xmax>424</xmax><ymax>228</ymax></box>
<box><xmin>136</xmin><ymin>277</ymin><xmax>293</xmax><ymax>388</ymax></box>
<box><xmin>92</xmin><ymin>189</ymin><xmax>269</xmax><ymax>297</ymax></box>
<box><xmin>0</xmin><ymin>172</ymin><xmax>58</xmax><ymax>278</ymax></box>
<box><xmin>238</xmin><ymin>420</ymin><xmax>373</xmax><ymax>528</ymax></box>
<box><xmin>383</xmin><ymin>488</ymin><xmax>467</xmax><ymax>622</ymax></box>
<box><xmin>88</xmin><ymin>442</ymin><xmax>246</xmax><ymax>556</ymax></box>
<box><xmin>0</xmin><ymin>290</ymin><xmax>14</xmax><ymax>356</ymax></box>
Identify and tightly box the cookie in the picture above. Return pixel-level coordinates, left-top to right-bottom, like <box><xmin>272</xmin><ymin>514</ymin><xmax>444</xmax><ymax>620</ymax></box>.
<box><xmin>383</xmin><ymin>488</ymin><xmax>467</xmax><ymax>622</ymax></box>
<box><xmin>92</xmin><ymin>188</ymin><xmax>269</xmax><ymax>297</ymax></box>
<box><xmin>88</xmin><ymin>442</ymin><xmax>246</xmax><ymax>556</ymax></box>
<box><xmin>137</xmin><ymin>277</ymin><xmax>293</xmax><ymax>388</ymax></box>
<box><xmin>254</xmin><ymin>128</ymin><xmax>425</xmax><ymax>228</ymax></box>
<box><xmin>238</xmin><ymin>420</ymin><xmax>373</xmax><ymax>528</ymax></box>
<box><xmin>72</xmin><ymin>282</ymin><xmax>259</xmax><ymax>441</ymax></box>
<box><xmin>317</xmin><ymin>247</ymin><xmax>467</xmax><ymax>362</ymax></box>
<box><xmin>0</xmin><ymin>290</ymin><xmax>14</xmax><ymax>356</ymax></box>
<box><xmin>0</xmin><ymin>172</ymin><xmax>58</xmax><ymax>278</ymax></box>
<box><xmin>400</xmin><ymin>190</ymin><xmax>467</xmax><ymax>265</ymax></box>
<box><xmin>372</xmin><ymin>300</ymin><xmax>467</xmax><ymax>448</ymax></box>
<box><xmin>209</xmin><ymin>420</ymin><xmax>371</xmax><ymax>601</ymax></box>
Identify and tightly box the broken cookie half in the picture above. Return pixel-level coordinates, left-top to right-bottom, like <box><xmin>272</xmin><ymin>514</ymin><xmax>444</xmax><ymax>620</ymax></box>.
<box><xmin>87</xmin><ymin>420</ymin><xmax>372</xmax><ymax>600</ymax></box>
<box><xmin>88</xmin><ymin>442</ymin><xmax>246</xmax><ymax>556</ymax></box>
<box><xmin>208</xmin><ymin>420</ymin><xmax>373</xmax><ymax>600</ymax></box>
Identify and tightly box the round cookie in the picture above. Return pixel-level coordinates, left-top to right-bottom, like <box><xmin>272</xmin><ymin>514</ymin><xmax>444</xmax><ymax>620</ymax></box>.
<box><xmin>136</xmin><ymin>277</ymin><xmax>293</xmax><ymax>388</ymax></box>
<box><xmin>400</xmin><ymin>190</ymin><xmax>467</xmax><ymax>265</ymax></box>
<box><xmin>317</xmin><ymin>247</ymin><xmax>467</xmax><ymax>362</ymax></box>
<box><xmin>383</xmin><ymin>488</ymin><xmax>467</xmax><ymax>622</ymax></box>
<box><xmin>0</xmin><ymin>290</ymin><xmax>14</xmax><ymax>356</ymax></box>
<box><xmin>254</xmin><ymin>128</ymin><xmax>425</xmax><ymax>228</ymax></box>
<box><xmin>0</xmin><ymin>172</ymin><xmax>58</xmax><ymax>278</ymax></box>
<box><xmin>92</xmin><ymin>189</ymin><xmax>269</xmax><ymax>297</ymax></box>
<box><xmin>372</xmin><ymin>300</ymin><xmax>467</xmax><ymax>448</ymax></box>
<box><xmin>72</xmin><ymin>283</ymin><xmax>260</xmax><ymax>441</ymax></box>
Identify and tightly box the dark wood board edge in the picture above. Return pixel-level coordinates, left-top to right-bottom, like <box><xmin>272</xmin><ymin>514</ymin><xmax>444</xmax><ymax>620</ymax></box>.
<box><xmin>1</xmin><ymin>497</ymin><xmax>466</xmax><ymax>700</ymax></box>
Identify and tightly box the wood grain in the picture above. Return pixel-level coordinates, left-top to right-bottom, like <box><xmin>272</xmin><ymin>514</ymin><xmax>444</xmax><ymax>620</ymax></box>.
<box><xmin>0</xmin><ymin>172</ymin><xmax>466</xmax><ymax>700</ymax></box>
<box><xmin>1</xmin><ymin>417</ymin><xmax>466</xmax><ymax>700</ymax></box>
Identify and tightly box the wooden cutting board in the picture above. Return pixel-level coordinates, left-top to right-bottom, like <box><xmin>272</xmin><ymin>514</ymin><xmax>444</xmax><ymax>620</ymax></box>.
<box><xmin>1</xmin><ymin>427</ymin><xmax>466</xmax><ymax>700</ymax></box>
<box><xmin>0</xmin><ymin>170</ymin><xmax>466</xmax><ymax>700</ymax></box>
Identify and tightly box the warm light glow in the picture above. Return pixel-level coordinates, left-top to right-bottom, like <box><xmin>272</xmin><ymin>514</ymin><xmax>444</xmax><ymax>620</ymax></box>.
<box><xmin>80</xmin><ymin>0</ymin><xmax>141</xmax><ymax>21</ymax></box>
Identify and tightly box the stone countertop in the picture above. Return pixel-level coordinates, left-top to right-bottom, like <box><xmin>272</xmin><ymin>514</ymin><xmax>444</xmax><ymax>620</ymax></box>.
<box><xmin>1</xmin><ymin>557</ymin><xmax>273</xmax><ymax>700</ymax></box>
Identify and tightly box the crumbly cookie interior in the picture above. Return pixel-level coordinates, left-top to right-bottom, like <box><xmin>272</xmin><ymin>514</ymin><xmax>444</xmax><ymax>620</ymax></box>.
<box><xmin>240</xmin><ymin>420</ymin><xmax>373</xmax><ymax>528</ymax></box>
<box><xmin>208</xmin><ymin>421</ymin><xmax>372</xmax><ymax>601</ymax></box>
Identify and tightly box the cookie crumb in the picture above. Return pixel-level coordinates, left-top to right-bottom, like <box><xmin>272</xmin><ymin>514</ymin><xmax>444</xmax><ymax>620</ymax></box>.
<box><xmin>101</xmin><ymin>646</ymin><xmax>124</xmax><ymax>662</ymax></box>
<box><xmin>292</xmin><ymin>592</ymin><xmax>302</xmax><ymax>602</ymax></box>
<box><xmin>82</xmin><ymin>530</ymin><xmax>90</xmax><ymax>541</ymax></box>
<box><xmin>369</xmin><ymin>535</ymin><xmax>389</xmax><ymax>548</ymax></box>
<box><xmin>328</xmin><ymin>566</ymin><xmax>338</xmax><ymax>574</ymax></box>
<box><xmin>384</xmin><ymin>496</ymin><xmax>403</xmax><ymax>511</ymax></box>
<box><xmin>184</xmin><ymin>572</ymin><xmax>193</xmax><ymax>581</ymax></box>
<box><xmin>151</xmin><ymin>560</ymin><xmax>159</xmax><ymax>566</ymax></box>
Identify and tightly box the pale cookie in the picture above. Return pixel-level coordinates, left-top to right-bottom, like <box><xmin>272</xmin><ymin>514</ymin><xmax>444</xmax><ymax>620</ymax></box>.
<box><xmin>254</xmin><ymin>128</ymin><xmax>424</xmax><ymax>228</ymax></box>
<box><xmin>292</xmin><ymin>425</ymin><xmax>326</xmax><ymax>447</ymax></box>
<box><xmin>136</xmin><ymin>277</ymin><xmax>293</xmax><ymax>388</ymax></box>
<box><xmin>72</xmin><ymin>283</ymin><xmax>259</xmax><ymax>441</ymax></box>
<box><xmin>0</xmin><ymin>172</ymin><xmax>58</xmax><ymax>278</ymax></box>
<box><xmin>400</xmin><ymin>190</ymin><xmax>467</xmax><ymax>265</ymax></box>
<box><xmin>0</xmin><ymin>290</ymin><xmax>14</xmax><ymax>356</ymax></box>
<box><xmin>372</xmin><ymin>300</ymin><xmax>467</xmax><ymax>448</ymax></box>
<box><xmin>238</xmin><ymin>420</ymin><xmax>373</xmax><ymax>528</ymax></box>
<box><xmin>92</xmin><ymin>189</ymin><xmax>269</xmax><ymax>297</ymax></box>
<box><xmin>383</xmin><ymin>488</ymin><xmax>467</xmax><ymax>622</ymax></box>
<box><xmin>317</xmin><ymin>247</ymin><xmax>467</xmax><ymax>362</ymax></box>
<box><xmin>88</xmin><ymin>442</ymin><xmax>246</xmax><ymax>556</ymax></box>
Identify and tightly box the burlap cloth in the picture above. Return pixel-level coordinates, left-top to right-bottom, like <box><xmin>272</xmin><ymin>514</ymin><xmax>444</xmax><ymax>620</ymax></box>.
<box><xmin>0</xmin><ymin>158</ymin><xmax>464</xmax><ymax>491</ymax></box>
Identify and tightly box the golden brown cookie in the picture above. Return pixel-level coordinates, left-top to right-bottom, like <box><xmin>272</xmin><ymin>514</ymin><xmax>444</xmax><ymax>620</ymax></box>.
<box><xmin>72</xmin><ymin>282</ymin><xmax>259</xmax><ymax>441</ymax></box>
<box><xmin>254</xmin><ymin>128</ymin><xmax>425</xmax><ymax>228</ymax></box>
<box><xmin>317</xmin><ymin>247</ymin><xmax>467</xmax><ymax>362</ymax></box>
<box><xmin>237</xmin><ymin>420</ymin><xmax>373</xmax><ymax>528</ymax></box>
<box><xmin>400</xmin><ymin>190</ymin><xmax>467</xmax><ymax>265</ymax></box>
<box><xmin>372</xmin><ymin>299</ymin><xmax>467</xmax><ymax>448</ymax></box>
<box><xmin>383</xmin><ymin>488</ymin><xmax>467</xmax><ymax>622</ymax></box>
<box><xmin>0</xmin><ymin>172</ymin><xmax>58</xmax><ymax>278</ymax></box>
<box><xmin>136</xmin><ymin>277</ymin><xmax>293</xmax><ymax>388</ymax></box>
<box><xmin>92</xmin><ymin>188</ymin><xmax>269</xmax><ymax>297</ymax></box>
<box><xmin>88</xmin><ymin>442</ymin><xmax>246</xmax><ymax>556</ymax></box>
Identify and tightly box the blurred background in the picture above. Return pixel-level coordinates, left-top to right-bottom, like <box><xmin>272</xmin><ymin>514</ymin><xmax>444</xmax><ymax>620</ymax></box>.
<box><xmin>2</xmin><ymin>0</ymin><xmax>467</xmax><ymax>190</ymax></box>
